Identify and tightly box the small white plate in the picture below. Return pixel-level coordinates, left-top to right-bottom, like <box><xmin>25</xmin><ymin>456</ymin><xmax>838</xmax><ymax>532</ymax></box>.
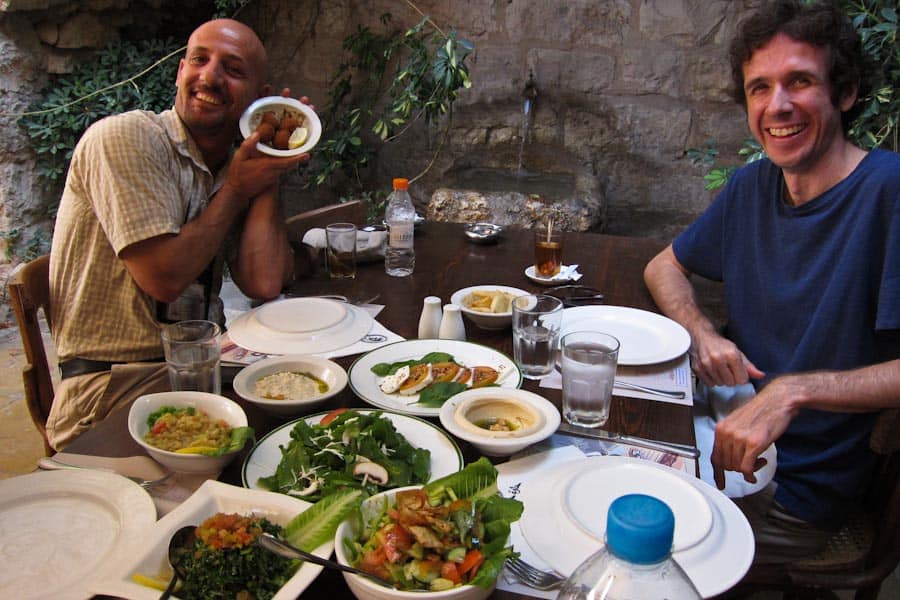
<box><xmin>94</xmin><ymin>480</ymin><xmax>331</xmax><ymax>600</ymax></box>
<box><xmin>518</xmin><ymin>456</ymin><xmax>754</xmax><ymax>598</ymax></box>
<box><xmin>0</xmin><ymin>470</ymin><xmax>156</xmax><ymax>600</ymax></box>
<box><xmin>239</xmin><ymin>96</ymin><xmax>322</xmax><ymax>157</ymax></box>
<box><xmin>525</xmin><ymin>264</ymin><xmax>577</xmax><ymax>285</ymax></box>
<box><xmin>242</xmin><ymin>409</ymin><xmax>464</xmax><ymax>490</ymax></box>
<box><xmin>560</xmin><ymin>305</ymin><xmax>691</xmax><ymax>365</ymax></box>
<box><xmin>228</xmin><ymin>298</ymin><xmax>374</xmax><ymax>355</ymax></box>
<box><xmin>348</xmin><ymin>339</ymin><xmax>522</xmax><ymax>417</ymax></box>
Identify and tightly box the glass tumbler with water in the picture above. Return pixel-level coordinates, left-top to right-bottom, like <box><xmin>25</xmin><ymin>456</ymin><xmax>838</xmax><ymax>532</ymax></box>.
<box><xmin>561</xmin><ymin>331</ymin><xmax>619</xmax><ymax>428</ymax></box>
<box><xmin>512</xmin><ymin>294</ymin><xmax>564</xmax><ymax>379</ymax></box>
<box><xmin>160</xmin><ymin>320</ymin><xmax>221</xmax><ymax>394</ymax></box>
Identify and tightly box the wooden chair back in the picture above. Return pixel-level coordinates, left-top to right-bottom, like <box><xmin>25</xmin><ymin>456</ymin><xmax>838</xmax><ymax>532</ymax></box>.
<box><xmin>8</xmin><ymin>255</ymin><xmax>55</xmax><ymax>455</ymax></box>
<box><xmin>284</xmin><ymin>200</ymin><xmax>367</xmax><ymax>244</ymax></box>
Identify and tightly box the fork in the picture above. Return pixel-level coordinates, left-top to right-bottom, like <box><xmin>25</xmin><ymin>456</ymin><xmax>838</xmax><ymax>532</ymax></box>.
<box><xmin>505</xmin><ymin>556</ymin><xmax>565</xmax><ymax>590</ymax></box>
<box><xmin>37</xmin><ymin>456</ymin><xmax>174</xmax><ymax>490</ymax></box>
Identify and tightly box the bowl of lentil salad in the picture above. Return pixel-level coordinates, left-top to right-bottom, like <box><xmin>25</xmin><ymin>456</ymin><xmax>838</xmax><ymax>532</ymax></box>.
<box><xmin>128</xmin><ymin>391</ymin><xmax>251</xmax><ymax>474</ymax></box>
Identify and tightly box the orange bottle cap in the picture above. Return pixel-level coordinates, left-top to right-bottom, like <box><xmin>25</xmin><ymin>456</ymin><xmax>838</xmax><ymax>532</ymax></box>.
<box><xmin>392</xmin><ymin>178</ymin><xmax>409</xmax><ymax>190</ymax></box>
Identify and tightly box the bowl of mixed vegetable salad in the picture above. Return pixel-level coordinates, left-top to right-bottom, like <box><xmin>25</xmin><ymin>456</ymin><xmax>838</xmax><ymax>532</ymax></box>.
<box><xmin>128</xmin><ymin>391</ymin><xmax>253</xmax><ymax>473</ymax></box>
<box><xmin>335</xmin><ymin>458</ymin><xmax>523</xmax><ymax>600</ymax></box>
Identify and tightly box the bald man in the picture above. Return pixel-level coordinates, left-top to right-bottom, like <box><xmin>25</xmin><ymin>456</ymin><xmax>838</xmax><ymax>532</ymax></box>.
<box><xmin>47</xmin><ymin>19</ymin><xmax>309</xmax><ymax>448</ymax></box>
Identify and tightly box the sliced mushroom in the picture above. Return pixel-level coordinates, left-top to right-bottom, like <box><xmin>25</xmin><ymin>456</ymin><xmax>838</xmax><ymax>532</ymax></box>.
<box><xmin>353</xmin><ymin>461</ymin><xmax>389</xmax><ymax>486</ymax></box>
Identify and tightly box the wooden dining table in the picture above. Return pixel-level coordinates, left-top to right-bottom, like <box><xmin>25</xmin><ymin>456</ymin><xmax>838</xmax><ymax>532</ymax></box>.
<box><xmin>68</xmin><ymin>220</ymin><xmax>709</xmax><ymax>599</ymax></box>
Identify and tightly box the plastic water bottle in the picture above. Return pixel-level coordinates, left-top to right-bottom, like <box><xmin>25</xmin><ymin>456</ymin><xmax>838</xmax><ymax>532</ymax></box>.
<box><xmin>384</xmin><ymin>177</ymin><xmax>415</xmax><ymax>276</ymax></box>
<box><xmin>556</xmin><ymin>494</ymin><xmax>702</xmax><ymax>600</ymax></box>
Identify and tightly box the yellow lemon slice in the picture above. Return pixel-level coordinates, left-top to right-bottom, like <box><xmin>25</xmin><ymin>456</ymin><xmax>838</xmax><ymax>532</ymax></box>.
<box><xmin>288</xmin><ymin>126</ymin><xmax>309</xmax><ymax>149</ymax></box>
<box><xmin>175</xmin><ymin>445</ymin><xmax>219</xmax><ymax>454</ymax></box>
<box><xmin>131</xmin><ymin>573</ymin><xmax>170</xmax><ymax>591</ymax></box>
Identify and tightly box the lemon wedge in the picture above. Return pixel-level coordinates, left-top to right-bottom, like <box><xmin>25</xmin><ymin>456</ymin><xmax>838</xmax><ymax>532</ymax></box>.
<box><xmin>175</xmin><ymin>446</ymin><xmax>219</xmax><ymax>454</ymax></box>
<box><xmin>131</xmin><ymin>573</ymin><xmax>170</xmax><ymax>591</ymax></box>
<box><xmin>288</xmin><ymin>126</ymin><xmax>308</xmax><ymax>149</ymax></box>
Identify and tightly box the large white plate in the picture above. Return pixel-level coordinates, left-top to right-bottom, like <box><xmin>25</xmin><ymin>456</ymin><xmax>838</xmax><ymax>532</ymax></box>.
<box><xmin>560</xmin><ymin>305</ymin><xmax>690</xmax><ymax>365</ymax></box>
<box><xmin>94</xmin><ymin>479</ymin><xmax>331</xmax><ymax>600</ymax></box>
<box><xmin>0</xmin><ymin>470</ymin><xmax>156</xmax><ymax>600</ymax></box>
<box><xmin>519</xmin><ymin>456</ymin><xmax>754</xmax><ymax>598</ymax></box>
<box><xmin>228</xmin><ymin>298</ymin><xmax>374</xmax><ymax>355</ymax></box>
<box><xmin>242</xmin><ymin>409</ymin><xmax>464</xmax><ymax>490</ymax></box>
<box><xmin>348</xmin><ymin>339</ymin><xmax>522</xmax><ymax>417</ymax></box>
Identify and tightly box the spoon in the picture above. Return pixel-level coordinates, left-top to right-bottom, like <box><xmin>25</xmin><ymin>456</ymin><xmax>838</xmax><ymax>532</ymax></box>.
<box><xmin>257</xmin><ymin>533</ymin><xmax>395</xmax><ymax>588</ymax></box>
<box><xmin>160</xmin><ymin>525</ymin><xmax>196</xmax><ymax>600</ymax></box>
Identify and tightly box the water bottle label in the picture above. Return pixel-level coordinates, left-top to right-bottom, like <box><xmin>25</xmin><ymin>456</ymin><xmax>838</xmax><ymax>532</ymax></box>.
<box><xmin>389</xmin><ymin>223</ymin><xmax>414</xmax><ymax>249</ymax></box>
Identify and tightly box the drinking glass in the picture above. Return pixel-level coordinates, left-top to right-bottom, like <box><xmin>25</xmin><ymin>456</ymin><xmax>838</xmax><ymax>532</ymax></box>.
<box><xmin>534</xmin><ymin>225</ymin><xmax>563</xmax><ymax>277</ymax></box>
<box><xmin>561</xmin><ymin>330</ymin><xmax>619</xmax><ymax>428</ymax></box>
<box><xmin>512</xmin><ymin>294</ymin><xmax>564</xmax><ymax>379</ymax></box>
<box><xmin>325</xmin><ymin>222</ymin><xmax>357</xmax><ymax>279</ymax></box>
<box><xmin>160</xmin><ymin>320</ymin><xmax>221</xmax><ymax>394</ymax></box>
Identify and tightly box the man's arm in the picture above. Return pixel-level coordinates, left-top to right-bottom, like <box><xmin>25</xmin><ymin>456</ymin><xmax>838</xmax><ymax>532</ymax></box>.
<box><xmin>121</xmin><ymin>132</ymin><xmax>305</xmax><ymax>302</ymax></box>
<box><xmin>712</xmin><ymin>359</ymin><xmax>900</xmax><ymax>488</ymax></box>
<box><xmin>228</xmin><ymin>186</ymin><xmax>292</xmax><ymax>299</ymax></box>
<box><xmin>644</xmin><ymin>244</ymin><xmax>764</xmax><ymax>386</ymax></box>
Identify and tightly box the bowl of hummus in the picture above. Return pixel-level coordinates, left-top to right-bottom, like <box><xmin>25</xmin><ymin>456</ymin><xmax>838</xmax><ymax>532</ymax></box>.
<box><xmin>232</xmin><ymin>355</ymin><xmax>348</xmax><ymax>417</ymax></box>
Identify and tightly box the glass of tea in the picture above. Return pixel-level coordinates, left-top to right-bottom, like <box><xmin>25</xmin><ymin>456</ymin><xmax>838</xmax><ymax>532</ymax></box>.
<box><xmin>534</xmin><ymin>224</ymin><xmax>562</xmax><ymax>277</ymax></box>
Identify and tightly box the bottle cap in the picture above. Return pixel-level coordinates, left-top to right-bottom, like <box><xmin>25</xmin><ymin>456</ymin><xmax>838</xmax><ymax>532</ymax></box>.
<box><xmin>606</xmin><ymin>494</ymin><xmax>675</xmax><ymax>564</ymax></box>
<box><xmin>393</xmin><ymin>178</ymin><xmax>409</xmax><ymax>190</ymax></box>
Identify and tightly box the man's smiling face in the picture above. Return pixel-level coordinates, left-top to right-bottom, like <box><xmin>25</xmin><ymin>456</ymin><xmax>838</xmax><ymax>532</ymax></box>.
<box><xmin>742</xmin><ymin>33</ymin><xmax>856</xmax><ymax>176</ymax></box>
<box><xmin>174</xmin><ymin>20</ymin><xmax>266</xmax><ymax>140</ymax></box>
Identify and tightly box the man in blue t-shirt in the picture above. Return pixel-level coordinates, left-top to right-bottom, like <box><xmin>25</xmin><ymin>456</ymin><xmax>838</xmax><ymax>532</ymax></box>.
<box><xmin>644</xmin><ymin>0</ymin><xmax>899</xmax><ymax>563</ymax></box>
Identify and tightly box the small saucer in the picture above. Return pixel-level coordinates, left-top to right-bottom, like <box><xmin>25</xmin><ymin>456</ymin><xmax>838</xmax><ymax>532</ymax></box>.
<box><xmin>525</xmin><ymin>264</ymin><xmax>577</xmax><ymax>285</ymax></box>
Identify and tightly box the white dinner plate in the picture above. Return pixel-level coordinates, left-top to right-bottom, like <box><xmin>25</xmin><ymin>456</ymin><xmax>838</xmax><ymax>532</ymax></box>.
<box><xmin>0</xmin><ymin>470</ymin><xmax>156</xmax><ymax>600</ymax></box>
<box><xmin>518</xmin><ymin>456</ymin><xmax>754</xmax><ymax>598</ymax></box>
<box><xmin>525</xmin><ymin>264</ymin><xmax>577</xmax><ymax>285</ymax></box>
<box><xmin>560</xmin><ymin>305</ymin><xmax>691</xmax><ymax>365</ymax></box>
<box><xmin>348</xmin><ymin>339</ymin><xmax>522</xmax><ymax>417</ymax></box>
<box><xmin>94</xmin><ymin>479</ymin><xmax>331</xmax><ymax>600</ymax></box>
<box><xmin>228</xmin><ymin>298</ymin><xmax>374</xmax><ymax>355</ymax></box>
<box><xmin>242</xmin><ymin>409</ymin><xmax>464</xmax><ymax>490</ymax></box>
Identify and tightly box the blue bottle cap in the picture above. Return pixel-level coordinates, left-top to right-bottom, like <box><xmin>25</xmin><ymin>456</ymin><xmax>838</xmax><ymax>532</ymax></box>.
<box><xmin>606</xmin><ymin>494</ymin><xmax>675</xmax><ymax>564</ymax></box>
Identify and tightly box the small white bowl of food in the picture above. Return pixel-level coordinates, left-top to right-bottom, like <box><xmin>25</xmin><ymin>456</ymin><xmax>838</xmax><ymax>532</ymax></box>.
<box><xmin>334</xmin><ymin>458</ymin><xmax>521</xmax><ymax>600</ymax></box>
<box><xmin>239</xmin><ymin>96</ymin><xmax>322</xmax><ymax>157</ymax></box>
<box><xmin>128</xmin><ymin>391</ymin><xmax>252</xmax><ymax>474</ymax></box>
<box><xmin>232</xmin><ymin>355</ymin><xmax>348</xmax><ymax>417</ymax></box>
<box><xmin>439</xmin><ymin>387</ymin><xmax>560</xmax><ymax>457</ymax></box>
<box><xmin>450</xmin><ymin>285</ymin><xmax>529</xmax><ymax>330</ymax></box>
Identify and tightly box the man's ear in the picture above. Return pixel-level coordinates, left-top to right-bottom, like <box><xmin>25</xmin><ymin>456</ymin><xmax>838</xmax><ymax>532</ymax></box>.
<box><xmin>839</xmin><ymin>80</ymin><xmax>858</xmax><ymax>113</ymax></box>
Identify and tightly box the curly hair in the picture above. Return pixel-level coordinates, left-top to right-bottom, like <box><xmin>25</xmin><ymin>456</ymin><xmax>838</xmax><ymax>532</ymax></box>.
<box><xmin>729</xmin><ymin>0</ymin><xmax>872</xmax><ymax>132</ymax></box>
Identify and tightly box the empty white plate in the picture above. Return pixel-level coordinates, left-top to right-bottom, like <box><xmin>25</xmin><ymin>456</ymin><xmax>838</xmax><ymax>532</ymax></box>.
<box><xmin>255</xmin><ymin>297</ymin><xmax>347</xmax><ymax>333</ymax></box>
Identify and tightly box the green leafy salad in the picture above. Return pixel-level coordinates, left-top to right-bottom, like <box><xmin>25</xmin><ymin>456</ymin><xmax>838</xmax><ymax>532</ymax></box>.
<box><xmin>257</xmin><ymin>409</ymin><xmax>431</xmax><ymax>501</ymax></box>
<box><xmin>342</xmin><ymin>457</ymin><xmax>523</xmax><ymax>591</ymax></box>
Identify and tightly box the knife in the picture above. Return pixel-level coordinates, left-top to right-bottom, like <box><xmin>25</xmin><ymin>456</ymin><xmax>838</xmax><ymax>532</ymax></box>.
<box><xmin>557</xmin><ymin>422</ymin><xmax>701</xmax><ymax>459</ymax></box>
<box><xmin>38</xmin><ymin>452</ymin><xmax>170</xmax><ymax>481</ymax></box>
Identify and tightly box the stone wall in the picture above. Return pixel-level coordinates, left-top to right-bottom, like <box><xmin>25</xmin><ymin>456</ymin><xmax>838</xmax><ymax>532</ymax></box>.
<box><xmin>0</xmin><ymin>0</ymin><xmax>759</xmax><ymax>319</ymax></box>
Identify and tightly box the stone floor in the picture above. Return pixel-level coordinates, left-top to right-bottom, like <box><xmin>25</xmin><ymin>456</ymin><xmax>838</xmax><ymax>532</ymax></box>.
<box><xmin>0</xmin><ymin>314</ymin><xmax>897</xmax><ymax>599</ymax></box>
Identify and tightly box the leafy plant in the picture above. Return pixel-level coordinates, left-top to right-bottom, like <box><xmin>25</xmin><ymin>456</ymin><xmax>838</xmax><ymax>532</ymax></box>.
<box><xmin>307</xmin><ymin>11</ymin><xmax>473</xmax><ymax>203</ymax></box>
<box><xmin>688</xmin><ymin>138</ymin><xmax>764</xmax><ymax>191</ymax></box>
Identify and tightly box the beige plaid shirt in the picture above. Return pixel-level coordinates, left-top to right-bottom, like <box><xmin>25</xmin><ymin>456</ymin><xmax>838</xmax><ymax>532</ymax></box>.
<box><xmin>49</xmin><ymin>109</ymin><xmax>227</xmax><ymax>362</ymax></box>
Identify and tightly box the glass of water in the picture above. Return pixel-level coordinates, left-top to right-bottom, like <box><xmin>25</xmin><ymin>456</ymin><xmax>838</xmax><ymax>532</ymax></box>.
<box><xmin>160</xmin><ymin>320</ymin><xmax>221</xmax><ymax>394</ymax></box>
<box><xmin>512</xmin><ymin>294</ymin><xmax>564</xmax><ymax>379</ymax></box>
<box><xmin>561</xmin><ymin>330</ymin><xmax>619</xmax><ymax>428</ymax></box>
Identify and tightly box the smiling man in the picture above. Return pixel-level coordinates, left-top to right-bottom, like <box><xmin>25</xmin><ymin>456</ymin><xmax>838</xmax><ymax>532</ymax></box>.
<box><xmin>644</xmin><ymin>0</ymin><xmax>899</xmax><ymax>563</ymax></box>
<box><xmin>47</xmin><ymin>19</ymin><xmax>312</xmax><ymax>449</ymax></box>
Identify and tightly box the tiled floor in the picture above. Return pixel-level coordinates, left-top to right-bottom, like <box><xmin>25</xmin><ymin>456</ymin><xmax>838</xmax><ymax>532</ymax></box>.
<box><xmin>1</xmin><ymin>313</ymin><xmax>898</xmax><ymax>599</ymax></box>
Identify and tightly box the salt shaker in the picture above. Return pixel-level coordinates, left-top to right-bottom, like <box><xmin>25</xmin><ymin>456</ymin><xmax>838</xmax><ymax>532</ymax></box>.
<box><xmin>418</xmin><ymin>296</ymin><xmax>443</xmax><ymax>339</ymax></box>
<box><xmin>438</xmin><ymin>303</ymin><xmax>466</xmax><ymax>341</ymax></box>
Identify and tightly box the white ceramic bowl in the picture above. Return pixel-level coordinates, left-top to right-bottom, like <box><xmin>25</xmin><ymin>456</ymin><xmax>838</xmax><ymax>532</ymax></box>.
<box><xmin>439</xmin><ymin>388</ymin><xmax>560</xmax><ymax>457</ymax></box>
<box><xmin>450</xmin><ymin>285</ymin><xmax>530</xmax><ymax>330</ymax></box>
<box><xmin>232</xmin><ymin>354</ymin><xmax>348</xmax><ymax>417</ymax></box>
<box><xmin>239</xmin><ymin>96</ymin><xmax>322</xmax><ymax>157</ymax></box>
<box><xmin>128</xmin><ymin>391</ymin><xmax>249</xmax><ymax>474</ymax></box>
<box><xmin>334</xmin><ymin>486</ymin><xmax>494</xmax><ymax>600</ymax></box>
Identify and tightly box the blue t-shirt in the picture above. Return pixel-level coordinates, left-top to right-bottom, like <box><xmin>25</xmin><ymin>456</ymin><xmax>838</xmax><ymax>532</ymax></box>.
<box><xmin>673</xmin><ymin>149</ymin><xmax>900</xmax><ymax>529</ymax></box>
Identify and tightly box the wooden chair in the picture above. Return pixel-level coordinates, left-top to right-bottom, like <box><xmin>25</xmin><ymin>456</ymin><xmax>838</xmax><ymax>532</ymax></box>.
<box><xmin>284</xmin><ymin>200</ymin><xmax>367</xmax><ymax>244</ymax></box>
<box><xmin>8</xmin><ymin>255</ymin><xmax>55</xmax><ymax>455</ymax></box>
<box><xmin>731</xmin><ymin>408</ymin><xmax>900</xmax><ymax>600</ymax></box>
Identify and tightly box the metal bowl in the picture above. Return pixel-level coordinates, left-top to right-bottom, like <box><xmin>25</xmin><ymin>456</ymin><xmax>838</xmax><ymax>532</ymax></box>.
<box><xmin>464</xmin><ymin>222</ymin><xmax>503</xmax><ymax>244</ymax></box>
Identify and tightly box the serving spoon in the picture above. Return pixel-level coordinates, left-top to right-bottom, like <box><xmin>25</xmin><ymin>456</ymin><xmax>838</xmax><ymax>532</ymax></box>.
<box><xmin>160</xmin><ymin>525</ymin><xmax>196</xmax><ymax>600</ymax></box>
<box><xmin>257</xmin><ymin>533</ymin><xmax>396</xmax><ymax>588</ymax></box>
